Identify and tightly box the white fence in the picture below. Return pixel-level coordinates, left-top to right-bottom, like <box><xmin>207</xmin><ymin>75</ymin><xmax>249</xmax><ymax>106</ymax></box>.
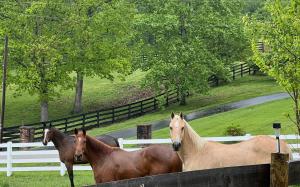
<box><xmin>0</xmin><ymin>134</ymin><xmax>300</xmax><ymax>177</ymax></box>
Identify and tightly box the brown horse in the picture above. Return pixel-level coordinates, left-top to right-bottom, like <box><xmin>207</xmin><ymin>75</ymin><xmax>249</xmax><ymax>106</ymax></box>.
<box><xmin>42</xmin><ymin>128</ymin><xmax>119</xmax><ymax>187</ymax></box>
<box><xmin>169</xmin><ymin>112</ymin><xmax>292</xmax><ymax>171</ymax></box>
<box><xmin>74</xmin><ymin>128</ymin><xmax>182</xmax><ymax>184</ymax></box>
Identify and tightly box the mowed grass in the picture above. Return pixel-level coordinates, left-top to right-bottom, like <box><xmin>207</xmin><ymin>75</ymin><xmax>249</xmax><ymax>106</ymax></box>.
<box><xmin>5</xmin><ymin>71</ymin><xmax>146</xmax><ymax>127</ymax></box>
<box><xmin>88</xmin><ymin>75</ymin><xmax>284</xmax><ymax>136</ymax></box>
<box><xmin>0</xmin><ymin>171</ymin><xmax>94</xmax><ymax>187</ymax></box>
<box><xmin>152</xmin><ymin>98</ymin><xmax>297</xmax><ymax>138</ymax></box>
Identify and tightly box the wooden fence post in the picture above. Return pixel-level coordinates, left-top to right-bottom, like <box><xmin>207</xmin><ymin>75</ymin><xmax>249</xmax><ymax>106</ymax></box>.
<box><xmin>112</xmin><ymin>108</ymin><xmax>115</xmax><ymax>123</ymax></box>
<box><xmin>82</xmin><ymin>114</ymin><xmax>86</xmax><ymax>128</ymax></box>
<box><xmin>241</xmin><ymin>64</ymin><xmax>243</xmax><ymax>77</ymax></box>
<box><xmin>6</xmin><ymin>141</ymin><xmax>12</xmax><ymax>176</ymax></box>
<box><xmin>137</xmin><ymin>124</ymin><xmax>152</xmax><ymax>147</ymax></box>
<box><xmin>140</xmin><ymin>101</ymin><xmax>143</xmax><ymax>115</ymax></box>
<box><xmin>153</xmin><ymin>98</ymin><xmax>157</xmax><ymax>110</ymax></box>
<box><xmin>270</xmin><ymin>153</ymin><xmax>289</xmax><ymax>187</ymax></box>
<box><xmin>96</xmin><ymin>111</ymin><xmax>100</xmax><ymax>127</ymax></box>
<box><xmin>64</xmin><ymin>119</ymin><xmax>68</xmax><ymax>132</ymax></box>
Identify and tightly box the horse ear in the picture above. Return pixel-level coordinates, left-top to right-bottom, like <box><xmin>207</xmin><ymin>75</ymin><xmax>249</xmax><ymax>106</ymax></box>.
<box><xmin>171</xmin><ymin>112</ymin><xmax>175</xmax><ymax>119</ymax></box>
<box><xmin>82</xmin><ymin>129</ymin><xmax>86</xmax><ymax>136</ymax></box>
<box><xmin>180</xmin><ymin>112</ymin><xmax>183</xmax><ymax>119</ymax></box>
<box><xmin>74</xmin><ymin>128</ymin><xmax>78</xmax><ymax>135</ymax></box>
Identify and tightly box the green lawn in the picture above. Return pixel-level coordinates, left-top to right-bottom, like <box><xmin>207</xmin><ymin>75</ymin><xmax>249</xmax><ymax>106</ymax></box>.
<box><xmin>0</xmin><ymin>171</ymin><xmax>94</xmax><ymax>187</ymax></box>
<box><xmin>88</xmin><ymin>75</ymin><xmax>284</xmax><ymax>136</ymax></box>
<box><xmin>152</xmin><ymin>98</ymin><xmax>297</xmax><ymax>138</ymax></box>
<box><xmin>5</xmin><ymin>71</ymin><xmax>146</xmax><ymax>127</ymax></box>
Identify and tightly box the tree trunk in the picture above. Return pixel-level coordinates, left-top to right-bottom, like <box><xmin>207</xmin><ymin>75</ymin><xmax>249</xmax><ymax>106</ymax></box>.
<box><xmin>295</xmin><ymin>95</ymin><xmax>300</xmax><ymax>135</ymax></box>
<box><xmin>40</xmin><ymin>100</ymin><xmax>48</xmax><ymax>122</ymax></box>
<box><xmin>73</xmin><ymin>72</ymin><xmax>84</xmax><ymax>114</ymax></box>
<box><xmin>179</xmin><ymin>90</ymin><xmax>186</xmax><ymax>105</ymax></box>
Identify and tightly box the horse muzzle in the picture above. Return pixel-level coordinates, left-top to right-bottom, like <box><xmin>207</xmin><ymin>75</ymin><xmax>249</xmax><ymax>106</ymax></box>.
<box><xmin>42</xmin><ymin>140</ymin><xmax>48</xmax><ymax>146</ymax></box>
<box><xmin>74</xmin><ymin>154</ymin><xmax>83</xmax><ymax>162</ymax></box>
<box><xmin>172</xmin><ymin>142</ymin><xmax>181</xmax><ymax>151</ymax></box>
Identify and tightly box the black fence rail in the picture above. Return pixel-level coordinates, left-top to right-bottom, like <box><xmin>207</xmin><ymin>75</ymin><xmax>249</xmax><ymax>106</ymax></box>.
<box><xmin>2</xmin><ymin>62</ymin><xmax>254</xmax><ymax>142</ymax></box>
<box><xmin>90</xmin><ymin>161</ymin><xmax>300</xmax><ymax>187</ymax></box>
<box><xmin>2</xmin><ymin>91</ymin><xmax>179</xmax><ymax>142</ymax></box>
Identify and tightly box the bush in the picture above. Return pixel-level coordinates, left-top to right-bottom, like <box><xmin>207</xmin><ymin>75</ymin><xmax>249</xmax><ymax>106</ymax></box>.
<box><xmin>224</xmin><ymin>125</ymin><xmax>246</xmax><ymax>136</ymax></box>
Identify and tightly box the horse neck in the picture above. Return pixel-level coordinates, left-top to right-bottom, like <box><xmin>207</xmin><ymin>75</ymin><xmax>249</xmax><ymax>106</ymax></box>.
<box><xmin>51</xmin><ymin>130</ymin><xmax>67</xmax><ymax>149</ymax></box>
<box><xmin>179</xmin><ymin>122</ymin><xmax>206</xmax><ymax>160</ymax></box>
<box><xmin>85</xmin><ymin>135</ymin><xmax>113</xmax><ymax>164</ymax></box>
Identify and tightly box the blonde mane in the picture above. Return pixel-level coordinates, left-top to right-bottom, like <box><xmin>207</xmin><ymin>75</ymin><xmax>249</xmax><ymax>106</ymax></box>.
<box><xmin>182</xmin><ymin>120</ymin><xmax>207</xmax><ymax>150</ymax></box>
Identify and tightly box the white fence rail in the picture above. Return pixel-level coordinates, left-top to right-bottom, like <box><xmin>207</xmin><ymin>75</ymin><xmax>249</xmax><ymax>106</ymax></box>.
<box><xmin>0</xmin><ymin>134</ymin><xmax>300</xmax><ymax>176</ymax></box>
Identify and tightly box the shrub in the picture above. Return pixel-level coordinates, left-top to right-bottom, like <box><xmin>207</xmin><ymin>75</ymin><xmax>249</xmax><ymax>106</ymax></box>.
<box><xmin>224</xmin><ymin>125</ymin><xmax>246</xmax><ymax>136</ymax></box>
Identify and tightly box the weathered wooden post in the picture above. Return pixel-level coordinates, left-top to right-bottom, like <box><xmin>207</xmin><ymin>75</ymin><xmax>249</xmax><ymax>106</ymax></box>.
<box><xmin>0</xmin><ymin>35</ymin><xmax>8</xmax><ymax>144</ymax></box>
<box><xmin>270</xmin><ymin>153</ymin><xmax>289</xmax><ymax>187</ymax></box>
<box><xmin>137</xmin><ymin>124</ymin><xmax>152</xmax><ymax>147</ymax></box>
<box><xmin>270</xmin><ymin>122</ymin><xmax>289</xmax><ymax>187</ymax></box>
<box><xmin>19</xmin><ymin>126</ymin><xmax>35</xmax><ymax>150</ymax></box>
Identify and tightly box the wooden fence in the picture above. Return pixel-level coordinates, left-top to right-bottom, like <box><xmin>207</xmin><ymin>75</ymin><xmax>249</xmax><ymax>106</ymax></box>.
<box><xmin>2</xmin><ymin>62</ymin><xmax>255</xmax><ymax>143</ymax></box>
<box><xmin>0</xmin><ymin>135</ymin><xmax>299</xmax><ymax>177</ymax></box>
<box><xmin>91</xmin><ymin>161</ymin><xmax>300</xmax><ymax>187</ymax></box>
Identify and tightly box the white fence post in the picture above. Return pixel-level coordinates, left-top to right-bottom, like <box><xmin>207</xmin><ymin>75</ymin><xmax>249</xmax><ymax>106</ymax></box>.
<box><xmin>118</xmin><ymin>138</ymin><xmax>124</xmax><ymax>149</ymax></box>
<box><xmin>245</xmin><ymin>134</ymin><xmax>251</xmax><ymax>140</ymax></box>
<box><xmin>60</xmin><ymin>162</ymin><xmax>66</xmax><ymax>176</ymax></box>
<box><xmin>6</xmin><ymin>141</ymin><xmax>12</xmax><ymax>176</ymax></box>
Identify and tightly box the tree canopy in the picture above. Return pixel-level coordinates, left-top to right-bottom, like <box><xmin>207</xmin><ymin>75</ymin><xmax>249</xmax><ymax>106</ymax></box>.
<box><xmin>244</xmin><ymin>0</ymin><xmax>300</xmax><ymax>133</ymax></box>
<box><xmin>134</xmin><ymin>0</ymin><xmax>250</xmax><ymax>105</ymax></box>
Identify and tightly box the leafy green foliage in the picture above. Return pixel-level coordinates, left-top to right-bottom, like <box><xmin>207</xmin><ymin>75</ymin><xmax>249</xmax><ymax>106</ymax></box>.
<box><xmin>224</xmin><ymin>125</ymin><xmax>246</xmax><ymax>136</ymax></box>
<box><xmin>134</xmin><ymin>0</ymin><xmax>251</xmax><ymax>105</ymax></box>
<box><xmin>244</xmin><ymin>0</ymin><xmax>300</xmax><ymax>133</ymax></box>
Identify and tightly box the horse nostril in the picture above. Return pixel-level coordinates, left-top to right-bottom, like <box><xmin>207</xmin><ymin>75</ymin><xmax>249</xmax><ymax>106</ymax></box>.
<box><xmin>172</xmin><ymin>142</ymin><xmax>181</xmax><ymax>151</ymax></box>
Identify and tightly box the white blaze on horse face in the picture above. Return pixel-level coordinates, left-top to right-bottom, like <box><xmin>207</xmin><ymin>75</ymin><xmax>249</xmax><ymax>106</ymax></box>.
<box><xmin>43</xmin><ymin>129</ymin><xmax>49</xmax><ymax>143</ymax></box>
<box><xmin>170</xmin><ymin>116</ymin><xmax>183</xmax><ymax>143</ymax></box>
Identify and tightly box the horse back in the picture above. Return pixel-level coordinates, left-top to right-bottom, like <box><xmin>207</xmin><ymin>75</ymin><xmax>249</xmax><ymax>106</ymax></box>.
<box><xmin>140</xmin><ymin>144</ymin><xmax>182</xmax><ymax>172</ymax></box>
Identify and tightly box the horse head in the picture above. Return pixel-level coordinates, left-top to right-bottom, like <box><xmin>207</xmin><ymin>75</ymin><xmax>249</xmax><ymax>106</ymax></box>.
<box><xmin>74</xmin><ymin>128</ymin><xmax>87</xmax><ymax>161</ymax></box>
<box><xmin>43</xmin><ymin>128</ymin><xmax>54</xmax><ymax>145</ymax></box>
<box><xmin>169</xmin><ymin>112</ymin><xmax>186</xmax><ymax>151</ymax></box>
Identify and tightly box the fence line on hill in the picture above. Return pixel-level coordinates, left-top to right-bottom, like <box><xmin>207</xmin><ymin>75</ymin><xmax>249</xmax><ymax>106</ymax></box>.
<box><xmin>2</xmin><ymin>62</ymin><xmax>255</xmax><ymax>143</ymax></box>
<box><xmin>0</xmin><ymin>134</ymin><xmax>299</xmax><ymax>177</ymax></box>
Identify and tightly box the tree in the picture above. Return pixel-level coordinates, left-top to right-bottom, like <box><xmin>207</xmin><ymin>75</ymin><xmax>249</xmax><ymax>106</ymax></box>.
<box><xmin>1</xmin><ymin>1</ymin><xmax>73</xmax><ymax>122</ymax></box>
<box><xmin>244</xmin><ymin>0</ymin><xmax>300</xmax><ymax>134</ymax></box>
<box><xmin>66</xmin><ymin>0</ymin><xmax>135</xmax><ymax>113</ymax></box>
<box><xmin>134</xmin><ymin>0</ymin><xmax>250</xmax><ymax>105</ymax></box>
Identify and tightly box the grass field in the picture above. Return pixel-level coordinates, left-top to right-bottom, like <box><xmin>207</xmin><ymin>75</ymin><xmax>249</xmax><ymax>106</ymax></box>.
<box><xmin>152</xmin><ymin>98</ymin><xmax>297</xmax><ymax>138</ymax></box>
<box><xmin>88</xmin><ymin>75</ymin><xmax>284</xmax><ymax>136</ymax></box>
<box><xmin>5</xmin><ymin>71</ymin><xmax>146</xmax><ymax>127</ymax></box>
<box><xmin>0</xmin><ymin>171</ymin><xmax>94</xmax><ymax>187</ymax></box>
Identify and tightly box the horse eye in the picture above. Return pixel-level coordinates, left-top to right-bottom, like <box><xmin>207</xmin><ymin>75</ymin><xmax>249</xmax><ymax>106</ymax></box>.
<box><xmin>181</xmin><ymin>127</ymin><xmax>184</xmax><ymax>130</ymax></box>
<box><xmin>170</xmin><ymin>127</ymin><xmax>173</xmax><ymax>130</ymax></box>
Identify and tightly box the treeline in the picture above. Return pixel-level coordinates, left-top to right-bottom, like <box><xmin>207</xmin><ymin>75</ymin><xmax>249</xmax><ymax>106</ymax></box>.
<box><xmin>0</xmin><ymin>0</ymin><xmax>262</xmax><ymax>122</ymax></box>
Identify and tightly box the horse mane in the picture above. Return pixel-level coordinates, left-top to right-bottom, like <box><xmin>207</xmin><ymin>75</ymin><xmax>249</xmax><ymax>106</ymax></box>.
<box><xmin>183</xmin><ymin>120</ymin><xmax>207</xmax><ymax>151</ymax></box>
<box><xmin>86</xmin><ymin>135</ymin><xmax>114</xmax><ymax>154</ymax></box>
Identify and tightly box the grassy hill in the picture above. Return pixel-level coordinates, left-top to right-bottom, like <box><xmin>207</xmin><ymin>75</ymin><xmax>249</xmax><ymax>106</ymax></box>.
<box><xmin>88</xmin><ymin>75</ymin><xmax>284</xmax><ymax>137</ymax></box>
<box><xmin>4</xmin><ymin>71</ymin><xmax>146</xmax><ymax>127</ymax></box>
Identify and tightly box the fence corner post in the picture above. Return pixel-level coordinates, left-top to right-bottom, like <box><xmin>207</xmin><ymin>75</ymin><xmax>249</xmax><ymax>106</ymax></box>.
<box><xmin>6</xmin><ymin>141</ymin><xmax>12</xmax><ymax>177</ymax></box>
<box><xmin>118</xmin><ymin>138</ymin><xmax>124</xmax><ymax>149</ymax></box>
<box><xmin>270</xmin><ymin>153</ymin><xmax>289</xmax><ymax>187</ymax></box>
<box><xmin>60</xmin><ymin>162</ymin><xmax>66</xmax><ymax>176</ymax></box>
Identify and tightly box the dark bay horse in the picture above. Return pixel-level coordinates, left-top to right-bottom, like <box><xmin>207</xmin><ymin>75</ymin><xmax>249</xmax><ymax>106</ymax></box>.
<box><xmin>42</xmin><ymin>128</ymin><xmax>119</xmax><ymax>187</ymax></box>
<box><xmin>74</xmin><ymin>129</ymin><xmax>182</xmax><ymax>184</ymax></box>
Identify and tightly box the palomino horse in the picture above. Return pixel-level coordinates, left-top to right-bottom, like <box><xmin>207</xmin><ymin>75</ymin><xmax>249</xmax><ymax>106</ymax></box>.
<box><xmin>169</xmin><ymin>112</ymin><xmax>292</xmax><ymax>171</ymax></box>
<box><xmin>74</xmin><ymin>128</ymin><xmax>182</xmax><ymax>184</ymax></box>
<box><xmin>42</xmin><ymin>128</ymin><xmax>119</xmax><ymax>187</ymax></box>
